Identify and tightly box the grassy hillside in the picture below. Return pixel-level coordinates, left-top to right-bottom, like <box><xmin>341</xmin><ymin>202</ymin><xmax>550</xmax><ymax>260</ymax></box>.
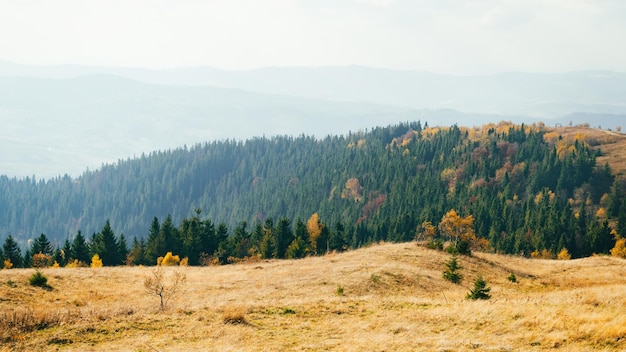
<box><xmin>549</xmin><ymin>125</ymin><xmax>626</xmax><ymax>176</ymax></box>
<box><xmin>1</xmin><ymin>243</ymin><xmax>625</xmax><ymax>351</ymax></box>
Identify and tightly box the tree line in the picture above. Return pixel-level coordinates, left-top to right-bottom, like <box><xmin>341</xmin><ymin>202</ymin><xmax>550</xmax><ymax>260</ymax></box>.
<box><xmin>1</xmin><ymin>121</ymin><xmax>625</xmax><ymax>262</ymax></box>
<box><xmin>0</xmin><ymin>212</ymin><xmax>351</xmax><ymax>268</ymax></box>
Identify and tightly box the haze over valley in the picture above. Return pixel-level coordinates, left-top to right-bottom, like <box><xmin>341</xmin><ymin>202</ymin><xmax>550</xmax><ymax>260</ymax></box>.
<box><xmin>1</xmin><ymin>61</ymin><xmax>625</xmax><ymax>179</ymax></box>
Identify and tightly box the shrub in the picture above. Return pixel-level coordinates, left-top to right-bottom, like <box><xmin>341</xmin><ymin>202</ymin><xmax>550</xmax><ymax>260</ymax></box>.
<box><xmin>467</xmin><ymin>275</ymin><xmax>491</xmax><ymax>300</ymax></box>
<box><xmin>3</xmin><ymin>259</ymin><xmax>13</xmax><ymax>269</ymax></box>
<box><xmin>144</xmin><ymin>266</ymin><xmax>186</xmax><ymax>311</ymax></box>
<box><xmin>531</xmin><ymin>248</ymin><xmax>555</xmax><ymax>259</ymax></box>
<box><xmin>426</xmin><ymin>239</ymin><xmax>443</xmax><ymax>251</ymax></box>
<box><xmin>507</xmin><ymin>273</ymin><xmax>517</xmax><ymax>283</ymax></box>
<box><xmin>65</xmin><ymin>259</ymin><xmax>82</xmax><ymax>268</ymax></box>
<box><xmin>611</xmin><ymin>238</ymin><xmax>626</xmax><ymax>258</ymax></box>
<box><xmin>29</xmin><ymin>270</ymin><xmax>50</xmax><ymax>289</ymax></box>
<box><xmin>90</xmin><ymin>254</ymin><xmax>103</xmax><ymax>268</ymax></box>
<box><xmin>32</xmin><ymin>253</ymin><xmax>53</xmax><ymax>268</ymax></box>
<box><xmin>336</xmin><ymin>285</ymin><xmax>345</xmax><ymax>296</ymax></box>
<box><xmin>445</xmin><ymin>240</ymin><xmax>471</xmax><ymax>256</ymax></box>
<box><xmin>443</xmin><ymin>254</ymin><xmax>463</xmax><ymax>284</ymax></box>
<box><xmin>557</xmin><ymin>248</ymin><xmax>571</xmax><ymax>260</ymax></box>
<box><xmin>157</xmin><ymin>252</ymin><xmax>180</xmax><ymax>266</ymax></box>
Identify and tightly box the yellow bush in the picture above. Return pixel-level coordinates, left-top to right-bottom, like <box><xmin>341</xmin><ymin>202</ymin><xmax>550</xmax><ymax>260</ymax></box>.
<box><xmin>531</xmin><ymin>248</ymin><xmax>555</xmax><ymax>259</ymax></box>
<box><xmin>179</xmin><ymin>257</ymin><xmax>189</xmax><ymax>266</ymax></box>
<box><xmin>158</xmin><ymin>252</ymin><xmax>181</xmax><ymax>266</ymax></box>
<box><xmin>610</xmin><ymin>238</ymin><xmax>626</xmax><ymax>258</ymax></box>
<box><xmin>91</xmin><ymin>254</ymin><xmax>103</xmax><ymax>268</ymax></box>
<box><xmin>557</xmin><ymin>248</ymin><xmax>571</xmax><ymax>260</ymax></box>
<box><xmin>3</xmin><ymin>259</ymin><xmax>13</xmax><ymax>269</ymax></box>
<box><xmin>51</xmin><ymin>261</ymin><xmax>60</xmax><ymax>268</ymax></box>
<box><xmin>65</xmin><ymin>259</ymin><xmax>81</xmax><ymax>268</ymax></box>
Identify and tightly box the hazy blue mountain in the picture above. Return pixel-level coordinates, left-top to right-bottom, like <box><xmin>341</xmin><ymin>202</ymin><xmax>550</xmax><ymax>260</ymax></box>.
<box><xmin>2</xmin><ymin>60</ymin><xmax>625</xmax><ymax>118</ymax></box>
<box><xmin>1</xmin><ymin>61</ymin><xmax>624</xmax><ymax>179</ymax></box>
<box><xmin>0</xmin><ymin>75</ymin><xmax>422</xmax><ymax>178</ymax></box>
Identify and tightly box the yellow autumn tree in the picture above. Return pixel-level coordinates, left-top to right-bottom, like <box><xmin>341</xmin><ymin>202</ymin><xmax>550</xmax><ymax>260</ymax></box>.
<box><xmin>158</xmin><ymin>252</ymin><xmax>181</xmax><ymax>266</ymax></box>
<box><xmin>91</xmin><ymin>254</ymin><xmax>103</xmax><ymax>268</ymax></box>
<box><xmin>610</xmin><ymin>238</ymin><xmax>626</xmax><ymax>258</ymax></box>
<box><xmin>438</xmin><ymin>209</ymin><xmax>476</xmax><ymax>255</ymax></box>
<box><xmin>307</xmin><ymin>213</ymin><xmax>322</xmax><ymax>253</ymax></box>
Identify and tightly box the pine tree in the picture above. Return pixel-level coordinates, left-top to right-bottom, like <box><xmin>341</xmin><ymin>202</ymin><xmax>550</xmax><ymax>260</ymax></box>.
<box><xmin>61</xmin><ymin>239</ymin><xmax>72</xmax><ymax>266</ymax></box>
<box><xmin>30</xmin><ymin>233</ymin><xmax>53</xmax><ymax>256</ymax></box>
<box><xmin>145</xmin><ymin>217</ymin><xmax>162</xmax><ymax>264</ymax></box>
<box><xmin>118</xmin><ymin>233</ymin><xmax>129</xmax><ymax>264</ymax></box>
<box><xmin>127</xmin><ymin>237</ymin><xmax>144</xmax><ymax>265</ymax></box>
<box><xmin>94</xmin><ymin>220</ymin><xmax>121</xmax><ymax>266</ymax></box>
<box><xmin>275</xmin><ymin>217</ymin><xmax>294</xmax><ymax>259</ymax></box>
<box><xmin>160</xmin><ymin>215</ymin><xmax>180</xmax><ymax>257</ymax></box>
<box><xmin>467</xmin><ymin>275</ymin><xmax>491</xmax><ymax>300</ymax></box>
<box><xmin>329</xmin><ymin>221</ymin><xmax>347</xmax><ymax>252</ymax></box>
<box><xmin>443</xmin><ymin>254</ymin><xmax>463</xmax><ymax>283</ymax></box>
<box><xmin>71</xmin><ymin>231</ymin><xmax>91</xmax><ymax>264</ymax></box>
<box><xmin>3</xmin><ymin>235</ymin><xmax>23</xmax><ymax>268</ymax></box>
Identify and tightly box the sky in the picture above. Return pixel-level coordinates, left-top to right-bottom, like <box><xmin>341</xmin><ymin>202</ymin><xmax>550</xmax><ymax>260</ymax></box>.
<box><xmin>0</xmin><ymin>0</ymin><xmax>625</xmax><ymax>74</ymax></box>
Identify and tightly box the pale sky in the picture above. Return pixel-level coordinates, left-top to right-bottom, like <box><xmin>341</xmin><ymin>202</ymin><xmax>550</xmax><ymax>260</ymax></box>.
<box><xmin>1</xmin><ymin>0</ymin><xmax>625</xmax><ymax>74</ymax></box>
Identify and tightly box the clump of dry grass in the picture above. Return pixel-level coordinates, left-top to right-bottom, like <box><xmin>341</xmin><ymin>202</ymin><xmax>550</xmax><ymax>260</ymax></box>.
<box><xmin>222</xmin><ymin>305</ymin><xmax>247</xmax><ymax>325</ymax></box>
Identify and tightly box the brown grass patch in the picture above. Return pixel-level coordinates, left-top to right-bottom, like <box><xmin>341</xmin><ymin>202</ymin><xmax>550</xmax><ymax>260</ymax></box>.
<box><xmin>0</xmin><ymin>243</ymin><xmax>625</xmax><ymax>351</ymax></box>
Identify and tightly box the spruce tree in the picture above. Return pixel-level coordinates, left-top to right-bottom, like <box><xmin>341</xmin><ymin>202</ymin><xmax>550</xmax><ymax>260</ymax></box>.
<box><xmin>71</xmin><ymin>230</ymin><xmax>91</xmax><ymax>264</ymax></box>
<box><xmin>443</xmin><ymin>254</ymin><xmax>463</xmax><ymax>284</ymax></box>
<box><xmin>61</xmin><ymin>239</ymin><xmax>72</xmax><ymax>266</ymax></box>
<box><xmin>94</xmin><ymin>220</ymin><xmax>121</xmax><ymax>266</ymax></box>
<box><xmin>145</xmin><ymin>217</ymin><xmax>162</xmax><ymax>264</ymax></box>
<box><xmin>118</xmin><ymin>233</ymin><xmax>129</xmax><ymax>265</ymax></box>
<box><xmin>30</xmin><ymin>233</ymin><xmax>53</xmax><ymax>256</ymax></box>
<box><xmin>467</xmin><ymin>275</ymin><xmax>491</xmax><ymax>300</ymax></box>
<box><xmin>3</xmin><ymin>235</ymin><xmax>23</xmax><ymax>268</ymax></box>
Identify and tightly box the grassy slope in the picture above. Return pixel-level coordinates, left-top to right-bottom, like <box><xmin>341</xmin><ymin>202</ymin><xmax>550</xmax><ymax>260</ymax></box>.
<box><xmin>550</xmin><ymin>126</ymin><xmax>626</xmax><ymax>176</ymax></box>
<box><xmin>1</xmin><ymin>243</ymin><xmax>625</xmax><ymax>351</ymax></box>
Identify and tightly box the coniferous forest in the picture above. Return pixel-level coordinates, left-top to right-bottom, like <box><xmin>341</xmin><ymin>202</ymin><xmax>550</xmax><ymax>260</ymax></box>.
<box><xmin>1</xmin><ymin>121</ymin><xmax>626</xmax><ymax>267</ymax></box>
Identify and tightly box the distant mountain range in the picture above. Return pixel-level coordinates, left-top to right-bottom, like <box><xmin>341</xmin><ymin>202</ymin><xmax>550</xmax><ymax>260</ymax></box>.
<box><xmin>0</xmin><ymin>60</ymin><xmax>624</xmax><ymax>178</ymax></box>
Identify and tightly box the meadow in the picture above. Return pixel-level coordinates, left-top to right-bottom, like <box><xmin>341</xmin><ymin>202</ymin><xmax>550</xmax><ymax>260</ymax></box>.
<box><xmin>1</xmin><ymin>242</ymin><xmax>625</xmax><ymax>351</ymax></box>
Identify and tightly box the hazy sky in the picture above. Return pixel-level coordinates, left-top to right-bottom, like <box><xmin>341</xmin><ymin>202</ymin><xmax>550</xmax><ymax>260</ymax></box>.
<box><xmin>1</xmin><ymin>0</ymin><xmax>625</xmax><ymax>74</ymax></box>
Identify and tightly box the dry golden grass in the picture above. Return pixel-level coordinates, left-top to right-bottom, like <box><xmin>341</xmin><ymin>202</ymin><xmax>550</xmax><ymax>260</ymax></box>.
<box><xmin>1</xmin><ymin>243</ymin><xmax>625</xmax><ymax>351</ymax></box>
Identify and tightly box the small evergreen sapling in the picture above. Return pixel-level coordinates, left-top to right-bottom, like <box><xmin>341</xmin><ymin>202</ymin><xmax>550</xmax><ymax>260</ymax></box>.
<box><xmin>29</xmin><ymin>270</ymin><xmax>51</xmax><ymax>290</ymax></box>
<box><xmin>443</xmin><ymin>254</ymin><xmax>463</xmax><ymax>284</ymax></box>
<box><xmin>507</xmin><ymin>273</ymin><xmax>517</xmax><ymax>283</ymax></box>
<box><xmin>467</xmin><ymin>275</ymin><xmax>491</xmax><ymax>300</ymax></box>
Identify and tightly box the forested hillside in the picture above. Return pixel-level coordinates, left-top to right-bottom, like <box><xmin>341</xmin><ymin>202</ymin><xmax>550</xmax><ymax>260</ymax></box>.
<box><xmin>1</xmin><ymin>121</ymin><xmax>625</xmax><ymax>266</ymax></box>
